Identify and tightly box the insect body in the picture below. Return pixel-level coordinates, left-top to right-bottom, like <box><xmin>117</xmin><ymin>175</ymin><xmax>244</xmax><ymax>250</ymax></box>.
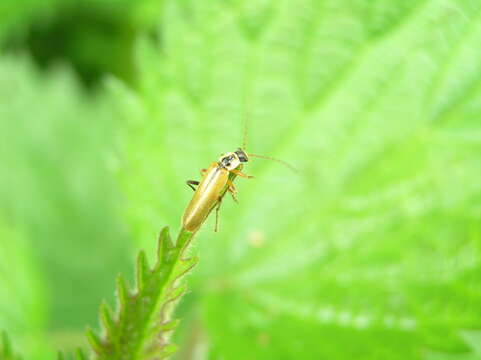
<box><xmin>182</xmin><ymin>148</ymin><xmax>251</xmax><ymax>232</ymax></box>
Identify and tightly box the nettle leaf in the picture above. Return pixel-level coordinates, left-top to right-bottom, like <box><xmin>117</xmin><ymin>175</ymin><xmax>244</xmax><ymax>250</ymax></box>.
<box><xmin>0</xmin><ymin>55</ymin><xmax>132</xmax><ymax>330</ymax></box>
<box><xmin>113</xmin><ymin>0</ymin><xmax>481</xmax><ymax>359</ymax></box>
<box><xmin>0</xmin><ymin>219</ymin><xmax>49</xmax><ymax>359</ymax></box>
<box><xmin>87</xmin><ymin>227</ymin><xmax>198</xmax><ymax>360</ymax></box>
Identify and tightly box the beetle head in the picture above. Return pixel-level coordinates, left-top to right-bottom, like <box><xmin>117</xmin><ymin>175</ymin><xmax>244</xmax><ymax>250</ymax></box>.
<box><xmin>235</xmin><ymin>148</ymin><xmax>249</xmax><ymax>163</ymax></box>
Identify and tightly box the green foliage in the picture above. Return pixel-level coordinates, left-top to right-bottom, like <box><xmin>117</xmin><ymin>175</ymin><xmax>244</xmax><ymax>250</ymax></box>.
<box><xmin>0</xmin><ymin>0</ymin><xmax>163</xmax><ymax>40</ymax></box>
<box><xmin>0</xmin><ymin>0</ymin><xmax>58</xmax><ymax>39</ymax></box>
<box><xmin>57</xmin><ymin>348</ymin><xmax>87</xmax><ymax>360</ymax></box>
<box><xmin>86</xmin><ymin>227</ymin><xmax>197</xmax><ymax>360</ymax></box>
<box><xmin>426</xmin><ymin>331</ymin><xmax>481</xmax><ymax>360</ymax></box>
<box><xmin>0</xmin><ymin>0</ymin><xmax>481</xmax><ymax>358</ymax></box>
<box><xmin>0</xmin><ymin>221</ymin><xmax>44</xmax><ymax>337</ymax></box>
<box><xmin>113</xmin><ymin>0</ymin><xmax>481</xmax><ymax>359</ymax></box>
<box><xmin>0</xmin><ymin>0</ymin><xmax>166</xmax><ymax>87</ymax></box>
<box><xmin>0</xmin><ymin>55</ymin><xmax>132</xmax><ymax>333</ymax></box>
<box><xmin>0</xmin><ymin>332</ymin><xmax>21</xmax><ymax>360</ymax></box>
<box><xmin>0</xmin><ymin>220</ymin><xmax>49</xmax><ymax>359</ymax></box>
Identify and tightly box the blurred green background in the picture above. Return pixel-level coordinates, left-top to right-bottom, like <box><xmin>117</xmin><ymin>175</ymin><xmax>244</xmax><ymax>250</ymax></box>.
<box><xmin>1</xmin><ymin>0</ymin><xmax>481</xmax><ymax>359</ymax></box>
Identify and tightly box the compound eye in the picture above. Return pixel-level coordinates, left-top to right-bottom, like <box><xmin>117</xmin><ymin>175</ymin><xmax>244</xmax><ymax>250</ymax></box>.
<box><xmin>238</xmin><ymin>154</ymin><xmax>248</xmax><ymax>162</ymax></box>
<box><xmin>235</xmin><ymin>149</ymin><xmax>248</xmax><ymax>162</ymax></box>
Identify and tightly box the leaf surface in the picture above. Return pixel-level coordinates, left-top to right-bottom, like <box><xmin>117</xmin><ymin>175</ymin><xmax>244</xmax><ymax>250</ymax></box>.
<box><xmin>115</xmin><ymin>0</ymin><xmax>481</xmax><ymax>358</ymax></box>
<box><xmin>0</xmin><ymin>220</ymin><xmax>50</xmax><ymax>359</ymax></box>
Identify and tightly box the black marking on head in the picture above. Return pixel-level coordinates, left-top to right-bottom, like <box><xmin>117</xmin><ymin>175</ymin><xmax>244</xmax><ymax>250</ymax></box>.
<box><xmin>235</xmin><ymin>148</ymin><xmax>249</xmax><ymax>163</ymax></box>
<box><xmin>221</xmin><ymin>154</ymin><xmax>236</xmax><ymax>168</ymax></box>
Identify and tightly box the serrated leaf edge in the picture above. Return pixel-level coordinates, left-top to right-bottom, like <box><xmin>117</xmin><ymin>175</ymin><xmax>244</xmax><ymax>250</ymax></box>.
<box><xmin>86</xmin><ymin>226</ymin><xmax>197</xmax><ymax>360</ymax></box>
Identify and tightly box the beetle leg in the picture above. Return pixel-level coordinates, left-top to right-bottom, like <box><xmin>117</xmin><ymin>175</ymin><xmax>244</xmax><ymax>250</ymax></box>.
<box><xmin>227</xmin><ymin>179</ymin><xmax>238</xmax><ymax>203</ymax></box>
<box><xmin>214</xmin><ymin>197</ymin><xmax>223</xmax><ymax>232</ymax></box>
<box><xmin>186</xmin><ymin>180</ymin><xmax>199</xmax><ymax>191</ymax></box>
<box><xmin>231</xmin><ymin>169</ymin><xmax>254</xmax><ymax>179</ymax></box>
<box><xmin>186</xmin><ymin>167</ymin><xmax>208</xmax><ymax>191</ymax></box>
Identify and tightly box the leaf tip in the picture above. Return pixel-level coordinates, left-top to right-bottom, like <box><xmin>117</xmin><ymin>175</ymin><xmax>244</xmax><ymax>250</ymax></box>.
<box><xmin>76</xmin><ymin>348</ymin><xmax>87</xmax><ymax>360</ymax></box>
<box><xmin>161</xmin><ymin>319</ymin><xmax>181</xmax><ymax>332</ymax></box>
<box><xmin>116</xmin><ymin>274</ymin><xmax>130</xmax><ymax>308</ymax></box>
<box><xmin>136</xmin><ymin>249</ymin><xmax>150</xmax><ymax>291</ymax></box>
<box><xmin>86</xmin><ymin>327</ymin><xmax>103</xmax><ymax>355</ymax></box>
<box><xmin>160</xmin><ymin>343</ymin><xmax>179</xmax><ymax>358</ymax></box>
<box><xmin>99</xmin><ymin>300</ymin><xmax>115</xmax><ymax>334</ymax></box>
<box><xmin>157</xmin><ymin>226</ymin><xmax>173</xmax><ymax>264</ymax></box>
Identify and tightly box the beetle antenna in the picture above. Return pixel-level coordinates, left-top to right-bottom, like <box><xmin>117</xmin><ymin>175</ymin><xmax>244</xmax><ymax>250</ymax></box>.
<box><xmin>242</xmin><ymin>94</ymin><xmax>249</xmax><ymax>151</ymax></box>
<box><xmin>248</xmin><ymin>153</ymin><xmax>298</xmax><ymax>173</ymax></box>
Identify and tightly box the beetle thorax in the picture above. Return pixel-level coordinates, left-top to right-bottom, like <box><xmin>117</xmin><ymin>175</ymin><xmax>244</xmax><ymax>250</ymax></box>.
<box><xmin>219</xmin><ymin>152</ymin><xmax>241</xmax><ymax>170</ymax></box>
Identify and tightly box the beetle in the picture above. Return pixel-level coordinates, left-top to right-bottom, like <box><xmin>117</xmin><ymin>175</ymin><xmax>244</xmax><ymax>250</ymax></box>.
<box><xmin>181</xmin><ymin>144</ymin><xmax>296</xmax><ymax>233</ymax></box>
<box><xmin>181</xmin><ymin>97</ymin><xmax>297</xmax><ymax>233</ymax></box>
<box><xmin>182</xmin><ymin>148</ymin><xmax>251</xmax><ymax>232</ymax></box>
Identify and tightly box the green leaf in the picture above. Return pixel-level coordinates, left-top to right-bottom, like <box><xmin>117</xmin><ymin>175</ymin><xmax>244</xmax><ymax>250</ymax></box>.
<box><xmin>57</xmin><ymin>348</ymin><xmax>88</xmax><ymax>360</ymax></box>
<box><xmin>0</xmin><ymin>0</ymin><xmax>57</xmax><ymax>39</ymax></box>
<box><xmin>87</xmin><ymin>227</ymin><xmax>198</xmax><ymax>359</ymax></box>
<box><xmin>0</xmin><ymin>332</ymin><xmax>21</xmax><ymax>360</ymax></box>
<box><xmin>114</xmin><ymin>0</ymin><xmax>481</xmax><ymax>359</ymax></box>
<box><xmin>0</xmin><ymin>0</ymin><xmax>163</xmax><ymax>42</ymax></box>
<box><xmin>0</xmin><ymin>219</ymin><xmax>50</xmax><ymax>359</ymax></box>
<box><xmin>426</xmin><ymin>330</ymin><xmax>481</xmax><ymax>360</ymax></box>
<box><xmin>0</xmin><ymin>55</ymin><xmax>133</xmax><ymax>330</ymax></box>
